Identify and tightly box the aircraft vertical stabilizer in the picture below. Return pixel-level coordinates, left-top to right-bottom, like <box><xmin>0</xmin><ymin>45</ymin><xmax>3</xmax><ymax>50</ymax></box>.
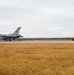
<box><xmin>13</xmin><ymin>27</ymin><xmax>21</xmax><ymax>35</ymax></box>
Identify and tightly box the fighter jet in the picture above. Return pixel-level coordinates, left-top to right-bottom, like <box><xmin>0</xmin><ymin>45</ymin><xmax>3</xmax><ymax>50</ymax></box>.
<box><xmin>0</xmin><ymin>27</ymin><xmax>23</xmax><ymax>41</ymax></box>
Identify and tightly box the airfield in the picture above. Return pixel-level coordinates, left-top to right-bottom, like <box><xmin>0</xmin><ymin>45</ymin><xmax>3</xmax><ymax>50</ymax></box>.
<box><xmin>0</xmin><ymin>39</ymin><xmax>74</xmax><ymax>43</ymax></box>
<box><xmin>0</xmin><ymin>39</ymin><xmax>74</xmax><ymax>75</ymax></box>
<box><xmin>0</xmin><ymin>43</ymin><xmax>74</xmax><ymax>75</ymax></box>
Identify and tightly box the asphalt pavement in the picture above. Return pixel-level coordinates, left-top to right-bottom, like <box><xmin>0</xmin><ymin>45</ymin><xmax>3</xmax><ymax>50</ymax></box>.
<box><xmin>0</xmin><ymin>40</ymin><xmax>74</xmax><ymax>43</ymax></box>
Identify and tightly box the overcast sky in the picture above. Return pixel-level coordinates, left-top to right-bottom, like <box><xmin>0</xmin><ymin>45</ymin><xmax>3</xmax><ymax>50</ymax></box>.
<box><xmin>0</xmin><ymin>0</ymin><xmax>74</xmax><ymax>38</ymax></box>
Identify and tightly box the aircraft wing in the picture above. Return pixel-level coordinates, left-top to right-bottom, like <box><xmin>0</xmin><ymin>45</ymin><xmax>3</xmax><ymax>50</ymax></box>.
<box><xmin>0</xmin><ymin>34</ymin><xmax>6</xmax><ymax>37</ymax></box>
<box><xmin>0</xmin><ymin>34</ymin><xmax>14</xmax><ymax>38</ymax></box>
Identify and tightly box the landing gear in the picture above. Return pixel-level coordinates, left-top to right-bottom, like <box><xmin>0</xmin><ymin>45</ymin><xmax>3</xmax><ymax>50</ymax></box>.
<box><xmin>9</xmin><ymin>39</ymin><xmax>11</xmax><ymax>41</ymax></box>
<box><xmin>9</xmin><ymin>37</ymin><xmax>12</xmax><ymax>41</ymax></box>
<box><xmin>5</xmin><ymin>39</ymin><xmax>7</xmax><ymax>41</ymax></box>
<box><xmin>3</xmin><ymin>37</ymin><xmax>12</xmax><ymax>41</ymax></box>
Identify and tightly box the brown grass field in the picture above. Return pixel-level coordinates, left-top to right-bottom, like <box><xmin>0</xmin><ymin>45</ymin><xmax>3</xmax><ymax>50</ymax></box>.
<box><xmin>0</xmin><ymin>43</ymin><xmax>74</xmax><ymax>75</ymax></box>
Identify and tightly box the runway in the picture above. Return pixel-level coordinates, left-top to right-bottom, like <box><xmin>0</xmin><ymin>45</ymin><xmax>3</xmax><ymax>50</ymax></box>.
<box><xmin>0</xmin><ymin>40</ymin><xmax>74</xmax><ymax>43</ymax></box>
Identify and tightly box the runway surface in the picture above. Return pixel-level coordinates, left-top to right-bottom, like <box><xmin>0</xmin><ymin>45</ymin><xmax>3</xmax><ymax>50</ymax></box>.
<box><xmin>0</xmin><ymin>40</ymin><xmax>74</xmax><ymax>43</ymax></box>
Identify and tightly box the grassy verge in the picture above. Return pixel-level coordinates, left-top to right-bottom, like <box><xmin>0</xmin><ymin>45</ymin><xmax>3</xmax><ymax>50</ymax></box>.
<box><xmin>0</xmin><ymin>44</ymin><xmax>74</xmax><ymax>75</ymax></box>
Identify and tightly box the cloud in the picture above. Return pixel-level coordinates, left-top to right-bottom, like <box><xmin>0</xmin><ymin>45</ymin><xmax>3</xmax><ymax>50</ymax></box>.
<box><xmin>44</xmin><ymin>27</ymin><xmax>63</xmax><ymax>31</ymax></box>
<box><xmin>0</xmin><ymin>0</ymin><xmax>74</xmax><ymax>37</ymax></box>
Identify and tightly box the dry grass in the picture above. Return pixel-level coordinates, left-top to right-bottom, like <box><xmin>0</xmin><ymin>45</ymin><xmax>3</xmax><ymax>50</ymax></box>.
<box><xmin>0</xmin><ymin>44</ymin><xmax>74</xmax><ymax>75</ymax></box>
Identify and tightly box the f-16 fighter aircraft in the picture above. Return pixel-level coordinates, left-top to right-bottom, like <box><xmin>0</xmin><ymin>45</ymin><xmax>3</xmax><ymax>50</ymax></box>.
<box><xmin>0</xmin><ymin>27</ymin><xmax>23</xmax><ymax>41</ymax></box>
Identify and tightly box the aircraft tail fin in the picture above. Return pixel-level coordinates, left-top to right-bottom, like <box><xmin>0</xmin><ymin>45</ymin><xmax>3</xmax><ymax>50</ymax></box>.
<box><xmin>13</xmin><ymin>27</ymin><xmax>21</xmax><ymax>35</ymax></box>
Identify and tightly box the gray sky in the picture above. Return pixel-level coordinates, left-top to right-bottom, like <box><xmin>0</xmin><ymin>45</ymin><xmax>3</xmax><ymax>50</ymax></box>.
<box><xmin>0</xmin><ymin>0</ymin><xmax>74</xmax><ymax>38</ymax></box>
